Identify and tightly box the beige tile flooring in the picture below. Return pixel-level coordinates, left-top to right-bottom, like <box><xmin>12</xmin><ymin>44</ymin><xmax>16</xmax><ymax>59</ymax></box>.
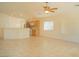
<box><xmin>0</xmin><ymin>36</ymin><xmax>79</xmax><ymax>57</ymax></box>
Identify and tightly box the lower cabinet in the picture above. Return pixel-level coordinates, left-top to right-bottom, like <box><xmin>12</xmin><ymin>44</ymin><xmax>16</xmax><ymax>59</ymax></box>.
<box><xmin>4</xmin><ymin>28</ymin><xmax>30</xmax><ymax>39</ymax></box>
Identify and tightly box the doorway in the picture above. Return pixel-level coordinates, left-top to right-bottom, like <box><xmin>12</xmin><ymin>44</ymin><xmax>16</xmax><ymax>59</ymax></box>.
<box><xmin>26</xmin><ymin>20</ymin><xmax>40</xmax><ymax>37</ymax></box>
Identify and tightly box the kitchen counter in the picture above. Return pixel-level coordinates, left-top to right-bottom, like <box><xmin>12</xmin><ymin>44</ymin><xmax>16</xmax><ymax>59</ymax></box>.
<box><xmin>4</xmin><ymin>28</ymin><xmax>30</xmax><ymax>39</ymax></box>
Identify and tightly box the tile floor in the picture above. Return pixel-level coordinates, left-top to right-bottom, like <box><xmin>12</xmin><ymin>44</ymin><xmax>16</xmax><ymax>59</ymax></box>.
<box><xmin>0</xmin><ymin>36</ymin><xmax>79</xmax><ymax>57</ymax></box>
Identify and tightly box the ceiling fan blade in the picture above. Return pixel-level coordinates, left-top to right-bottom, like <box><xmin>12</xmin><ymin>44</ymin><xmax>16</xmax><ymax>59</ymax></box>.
<box><xmin>50</xmin><ymin>11</ymin><xmax>55</xmax><ymax>12</ymax></box>
<box><xmin>50</xmin><ymin>8</ymin><xmax>58</xmax><ymax>10</ymax></box>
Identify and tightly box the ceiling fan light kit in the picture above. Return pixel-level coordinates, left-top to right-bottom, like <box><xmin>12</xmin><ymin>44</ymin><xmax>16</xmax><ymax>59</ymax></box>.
<box><xmin>45</xmin><ymin>10</ymin><xmax>50</xmax><ymax>14</ymax></box>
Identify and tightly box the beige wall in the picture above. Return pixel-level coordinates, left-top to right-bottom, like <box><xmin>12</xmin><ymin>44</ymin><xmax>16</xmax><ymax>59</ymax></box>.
<box><xmin>61</xmin><ymin>13</ymin><xmax>79</xmax><ymax>43</ymax></box>
<box><xmin>39</xmin><ymin>13</ymin><xmax>79</xmax><ymax>43</ymax></box>
<box><xmin>39</xmin><ymin>15</ymin><xmax>63</xmax><ymax>39</ymax></box>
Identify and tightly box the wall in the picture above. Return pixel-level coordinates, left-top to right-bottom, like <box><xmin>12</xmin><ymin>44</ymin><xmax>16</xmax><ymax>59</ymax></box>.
<box><xmin>39</xmin><ymin>12</ymin><xmax>79</xmax><ymax>43</ymax></box>
<box><xmin>61</xmin><ymin>12</ymin><xmax>79</xmax><ymax>43</ymax></box>
<box><xmin>39</xmin><ymin>15</ymin><xmax>63</xmax><ymax>39</ymax></box>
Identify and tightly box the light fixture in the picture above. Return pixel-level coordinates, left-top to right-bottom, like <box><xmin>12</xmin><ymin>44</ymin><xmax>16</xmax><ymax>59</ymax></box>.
<box><xmin>43</xmin><ymin>2</ymin><xmax>58</xmax><ymax>14</ymax></box>
<box><xmin>45</xmin><ymin>10</ymin><xmax>50</xmax><ymax>14</ymax></box>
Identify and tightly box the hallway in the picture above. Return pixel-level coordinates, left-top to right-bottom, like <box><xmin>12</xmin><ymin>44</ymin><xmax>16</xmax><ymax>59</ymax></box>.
<box><xmin>0</xmin><ymin>36</ymin><xmax>79</xmax><ymax>57</ymax></box>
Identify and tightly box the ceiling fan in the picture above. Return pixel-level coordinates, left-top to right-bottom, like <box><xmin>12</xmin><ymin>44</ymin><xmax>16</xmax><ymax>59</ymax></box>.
<box><xmin>43</xmin><ymin>2</ymin><xmax>58</xmax><ymax>13</ymax></box>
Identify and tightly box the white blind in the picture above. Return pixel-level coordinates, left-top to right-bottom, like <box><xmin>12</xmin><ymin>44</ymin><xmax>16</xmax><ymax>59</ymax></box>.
<box><xmin>44</xmin><ymin>21</ymin><xmax>54</xmax><ymax>31</ymax></box>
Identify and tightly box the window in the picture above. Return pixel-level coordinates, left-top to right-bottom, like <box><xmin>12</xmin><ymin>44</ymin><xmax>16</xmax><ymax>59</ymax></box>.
<box><xmin>44</xmin><ymin>21</ymin><xmax>54</xmax><ymax>31</ymax></box>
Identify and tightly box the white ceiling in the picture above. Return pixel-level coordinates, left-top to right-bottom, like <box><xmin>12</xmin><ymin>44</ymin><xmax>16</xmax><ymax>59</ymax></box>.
<box><xmin>0</xmin><ymin>2</ymin><xmax>79</xmax><ymax>19</ymax></box>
